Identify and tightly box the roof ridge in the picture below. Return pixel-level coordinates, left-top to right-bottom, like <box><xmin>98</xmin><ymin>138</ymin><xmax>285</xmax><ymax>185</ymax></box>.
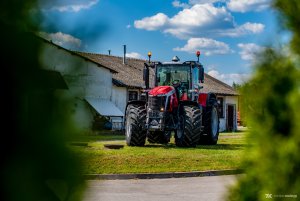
<box><xmin>75</xmin><ymin>51</ymin><xmax>120</xmax><ymax>59</ymax></box>
<box><xmin>204</xmin><ymin>73</ymin><xmax>236</xmax><ymax>91</ymax></box>
<box><xmin>74</xmin><ymin>51</ymin><xmax>148</xmax><ymax>62</ymax></box>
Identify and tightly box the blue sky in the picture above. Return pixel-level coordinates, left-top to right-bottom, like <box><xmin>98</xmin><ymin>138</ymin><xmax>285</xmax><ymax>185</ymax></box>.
<box><xmin>36</xmin><ymin>0</ymin><xmax>283</xmax><ymax>85</ymax></box>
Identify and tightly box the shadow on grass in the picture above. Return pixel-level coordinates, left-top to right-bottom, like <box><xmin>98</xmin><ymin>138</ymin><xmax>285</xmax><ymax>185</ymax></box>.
<box><xmin>143</xmin><ymin>143</ymin><xmax>245</xmax><ymax>150</ymax></box>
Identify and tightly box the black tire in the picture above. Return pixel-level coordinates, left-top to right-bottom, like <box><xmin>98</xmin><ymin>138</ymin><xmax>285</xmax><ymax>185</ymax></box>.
<box><xmin>147</xmin><ymin>131</ymin><xmax>170</xmax><ymax>144</ymax></box>
<box><xmin>125</xmin><ymin>104</ymin><xmax>147</xmax><ymax>146</ymax></box>
<box><xmin>201</xmin><ymin>102</ymin><xmax>219</xmax><ymax>145</ymax></box>
<box><xmin>175</xmin><ymin>105</ymin><xmax>201</xmax><ymax>147</ymax></box>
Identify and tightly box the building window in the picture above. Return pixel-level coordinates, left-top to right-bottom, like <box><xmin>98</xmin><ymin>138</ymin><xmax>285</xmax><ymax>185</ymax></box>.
<box><xmin>217</xmin><ymin>97</ymin><xmax>224</xmax><ymax>118</ymax></box>
<box><xmin>129</xmin><ymin>91</ymin><xmax>138</xmax><ymax>101</ymax></box>
<box><xmin>140</xmin><ymin>93</ymin><xmax>146</xmax><ymax>101</ymax></box>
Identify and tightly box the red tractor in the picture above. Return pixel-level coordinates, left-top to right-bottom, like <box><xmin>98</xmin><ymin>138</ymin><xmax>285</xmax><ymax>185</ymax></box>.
<box><xmin>125</xmin><ymin>51</ymin><xmax>219</xmax><ymax>147</ymax></box>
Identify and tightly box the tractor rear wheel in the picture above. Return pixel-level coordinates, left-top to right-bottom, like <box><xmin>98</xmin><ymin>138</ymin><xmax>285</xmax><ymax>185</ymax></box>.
<box><xmin>175</xmin><ymin>105</ymin><xmax>201</xmax><ymax>147</ymax></box>
<box><xmin>201</xmin><ymin>103</ymin><xmax>219</xmax><ymax>145</ymax></box>
<box><xmin>125</xmin><ymin>104</ymin><xmax>147</xmax><ymax>146</ymax></box>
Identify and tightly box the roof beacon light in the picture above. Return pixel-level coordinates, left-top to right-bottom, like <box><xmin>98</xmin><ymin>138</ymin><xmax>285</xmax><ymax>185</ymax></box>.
<box><xmin>148</xmin><ymin>51</ymin><xmax>152</xmax><ymax>63</ymax></box>
<box><xmin>196</xmin><ymin>50</ymin><xmax>201</xmax><ymax>62</ymax></box>
<box><xmin>172</xmin><ymin>56</ymin><xmax>180</xmax><ymax>62</ymax></box>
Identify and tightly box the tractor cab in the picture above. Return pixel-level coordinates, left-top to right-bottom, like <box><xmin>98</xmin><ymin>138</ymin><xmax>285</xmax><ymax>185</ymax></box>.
<box><xmin>143</xmin><ymin>51</ymin><xmax>204</xmax><ymax>102</ymax></box>
<box><xmin>155</xmin><ymin>58</ymin><xmax>204</xmax><ymax>102</ymax></box>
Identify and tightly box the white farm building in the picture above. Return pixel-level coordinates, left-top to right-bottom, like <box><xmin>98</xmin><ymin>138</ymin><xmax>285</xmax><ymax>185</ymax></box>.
<box><xmin>38</xmin><ymin>37</ymin><xmax>238</xmax><ymax>132</ymax></box>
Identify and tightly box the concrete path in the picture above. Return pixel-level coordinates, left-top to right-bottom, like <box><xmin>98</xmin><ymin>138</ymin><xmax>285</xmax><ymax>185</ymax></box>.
<box><xmin>82</xmin><ymin>175</ymin><xmax>239</xmax><ymax>201</ymax></box>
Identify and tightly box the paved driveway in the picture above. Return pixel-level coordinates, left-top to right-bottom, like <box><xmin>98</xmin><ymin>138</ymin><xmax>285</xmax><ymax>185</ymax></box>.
<box><xmin>82</xmin><ymin>175</ymin><xmax>238</xmax><ymax>201</ymax></box>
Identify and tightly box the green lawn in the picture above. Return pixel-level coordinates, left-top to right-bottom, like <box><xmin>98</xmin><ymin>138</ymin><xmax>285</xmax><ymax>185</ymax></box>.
<box><xmin>70</xmin><ymin>132</ymin><xmax>246</xmax><ymax>174</ymax></box>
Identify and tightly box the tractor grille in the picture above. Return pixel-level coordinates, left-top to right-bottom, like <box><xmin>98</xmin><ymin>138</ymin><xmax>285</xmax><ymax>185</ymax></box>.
<box><xmin>148</xmin><ymin>110</ymin><xmax>161</xmax><ymax>118</ymax></box>
<box><xmin>148</xmin><ymin>95</ymin><xmax>166</xmax><ymax>111</ymax></box>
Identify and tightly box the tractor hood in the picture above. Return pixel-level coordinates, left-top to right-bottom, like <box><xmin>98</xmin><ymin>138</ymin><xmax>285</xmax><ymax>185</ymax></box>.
<box><xmin>149</xmin><ymin>86</ymin><xmax>174</xmax><ymax>96</ymax></box>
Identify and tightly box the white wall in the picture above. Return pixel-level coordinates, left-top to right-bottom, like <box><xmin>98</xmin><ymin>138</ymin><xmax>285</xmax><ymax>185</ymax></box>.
<box><xmin>39</xmin><ymin>43</ymin><xmax>112</xmax><ymax>99</ymax></box>
<box><xmin>226</xmin><ymin>96</ymin><xmax>238</xmax><ymax>106</ymax></box>
<box><xmin>39</xmin><ymin>42</ymin><xmax>113</xmax><ymax>131</ymax></box>
<box><xmin>112</xmin><ymin>86</ymin><xmax>127</xmax><ymax>114</ymax></box>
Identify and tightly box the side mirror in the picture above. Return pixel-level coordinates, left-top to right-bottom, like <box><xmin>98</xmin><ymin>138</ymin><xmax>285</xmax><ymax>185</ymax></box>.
<box><xmin>143</xmin><ymin>64</ymin><xmax>150</xmax><ymax>89</ymax></box>
<box><xmin>199</xmin><ymin>65</ymin><xmax>204</xmax><ymax>83</ymax></box>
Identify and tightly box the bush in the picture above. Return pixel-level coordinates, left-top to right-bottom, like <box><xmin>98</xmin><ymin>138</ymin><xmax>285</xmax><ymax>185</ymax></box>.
<box><xmin>227</xmin><ymin>0</ymin><xmax>300</xmax><ymax>199</ymax></box>
<box><xmin>227</xmin><ymin>49</ymin><xmax>300</xmax><ymax>201</ymax></box>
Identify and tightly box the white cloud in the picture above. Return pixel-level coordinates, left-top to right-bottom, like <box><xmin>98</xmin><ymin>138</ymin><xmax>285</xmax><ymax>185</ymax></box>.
<box><xmin>219</xmin><ymin>22</ymin><xmax>265</xmax><ymax>37</ymax></box>
<box><xmin>172</xmin><ymin>0</ymin><xmax>189</xmax><ymax>9</ymax></box>
<box><xmin>237</xmin><ymin>43</ymin><xmax>264</xmax><ymax>60</ymax></box>
<box><xmin>169</xmin><ymin>4</ymin><xmax>231</xmax><ymax>29</ymax></box>
<box><xmin>134</xmin><ymin>3</ymin><xmax>264</xmax><ymax>39</ymax></box>
<box><xmin>126</xmin><ymin>52</ymin><xmax>145</xmax><ymax>59</ymax></box>
<box><xmin>173</xmin><ymin>0</ymin><xmax>225</xmax><ymax>8</ymax></box>
<box><xmin>227</xmin><ymin>0</ymin><xmax>271</xmax><ymax>13</ymax></box>
<box><xmin>134</xmin><ymin>13</ymin><xmax>169</xmax><ymax>31</ymax></box>
<box><xmin>174</xmin><ymin>37</ymin><xmax>233</xmax><ymax>56</ymax></box>
<box><xmin>38</xmin><ymin>32</ymin><xmax>82</xmax><ymax>50</ymax></box>
<box><xmin>189</xmin><ymin>0</ymin><xmax>225</xmax><ymax>4</ymax></box>
<box><xmin>40</xmin><ymin>0</ymin><xmax>99</xmax><ymax>12</ymax></box>
<box><xmin>166</xmin><ymin>4</ymin><xmax>235</xmax><ymax>39</ymax></box>
<box><xmin>208</xmin><ymin>70</ymin><xmax>250</xmax><ymax>85</ymax></box>
<box><xmin>239</xmin><ymin>22</ymin><xmax>265</xmax><ymax>34</ymax></box>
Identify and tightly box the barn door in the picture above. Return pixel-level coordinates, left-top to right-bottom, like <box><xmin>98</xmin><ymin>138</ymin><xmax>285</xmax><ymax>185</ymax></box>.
<box><xmin>226</xmin><ymin>104</ymin><xmax>235</xmax><ymax>132</ymax></box>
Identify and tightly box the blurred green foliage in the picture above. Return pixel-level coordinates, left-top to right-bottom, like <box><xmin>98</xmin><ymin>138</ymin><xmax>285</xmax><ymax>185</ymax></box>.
<box><xmin>275</xmin><ymin>0</ymin><xmax>300</xmax><ymax>55</ymax></box>
<box><xmin>1</xmin><ymin>1</ymin><xmax>84</xmax><ymax>201</ymax></box>
<box><xmin>227</xmin><ymin>0</ymin><xmax>300</xmax><ymax>200</ymax></box>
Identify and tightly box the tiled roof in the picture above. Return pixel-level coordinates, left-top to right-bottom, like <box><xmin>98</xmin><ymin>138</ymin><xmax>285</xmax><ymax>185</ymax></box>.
<box><xmin>75</xmin><ymin>52</ymin><xmax>238</xmax><ymax>96</ymax></box>
<box><xmin>75</xmin><ymin>52</ymin><xmax>155</xmax><ymax>88</ymax></box>
<box><xmin>202</xmin><ymin>74</ymin><xmax>238</xmax><ymax>96</ymax></box>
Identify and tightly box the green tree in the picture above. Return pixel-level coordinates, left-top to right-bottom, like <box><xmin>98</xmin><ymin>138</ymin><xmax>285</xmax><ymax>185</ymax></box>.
<box><xmin>227</xmin><ymin>1</ymin><xmax>300</xmax><ymax>200</ymax></box>
<box><xmin>232</xmin><ymin>82</ymin><xmax>241</xmax><ymax>91</ymax></box>
<box><xmin>275</xmin><ymin>0</ymin><xmax>300</xmax><ymax>55</ymax></box>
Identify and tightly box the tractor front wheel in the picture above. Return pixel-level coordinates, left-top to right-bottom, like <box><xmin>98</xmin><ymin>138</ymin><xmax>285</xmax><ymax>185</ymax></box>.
<box><xmin>175</xmin><ymin>105</ymin><xmax>201</xmax><ymax>147</ymax></box>
<box><xmin>125</xmin><ymin>104</ymin><xmax>147</xmax><ymax>146</ymax></box>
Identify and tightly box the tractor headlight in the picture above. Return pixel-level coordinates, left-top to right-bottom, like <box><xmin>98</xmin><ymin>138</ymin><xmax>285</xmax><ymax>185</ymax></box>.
<box><xmin>160</xmin><ymin>107</ymin><xmax>165</xmax><ymax>112</ymax></box>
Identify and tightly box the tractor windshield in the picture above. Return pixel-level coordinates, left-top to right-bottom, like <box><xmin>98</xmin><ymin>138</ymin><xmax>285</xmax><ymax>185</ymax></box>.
<box><xmin>156</xmin><ymin>64</ymin><xmax>191</xmax><ymax>88</ymax></box>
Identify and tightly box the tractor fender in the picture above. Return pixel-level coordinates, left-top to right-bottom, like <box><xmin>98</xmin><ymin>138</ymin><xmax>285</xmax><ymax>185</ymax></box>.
<box><xmin>198</xmin><ymin>93</ymin><xmax>218</xmax><ymax>108</ymax></box>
